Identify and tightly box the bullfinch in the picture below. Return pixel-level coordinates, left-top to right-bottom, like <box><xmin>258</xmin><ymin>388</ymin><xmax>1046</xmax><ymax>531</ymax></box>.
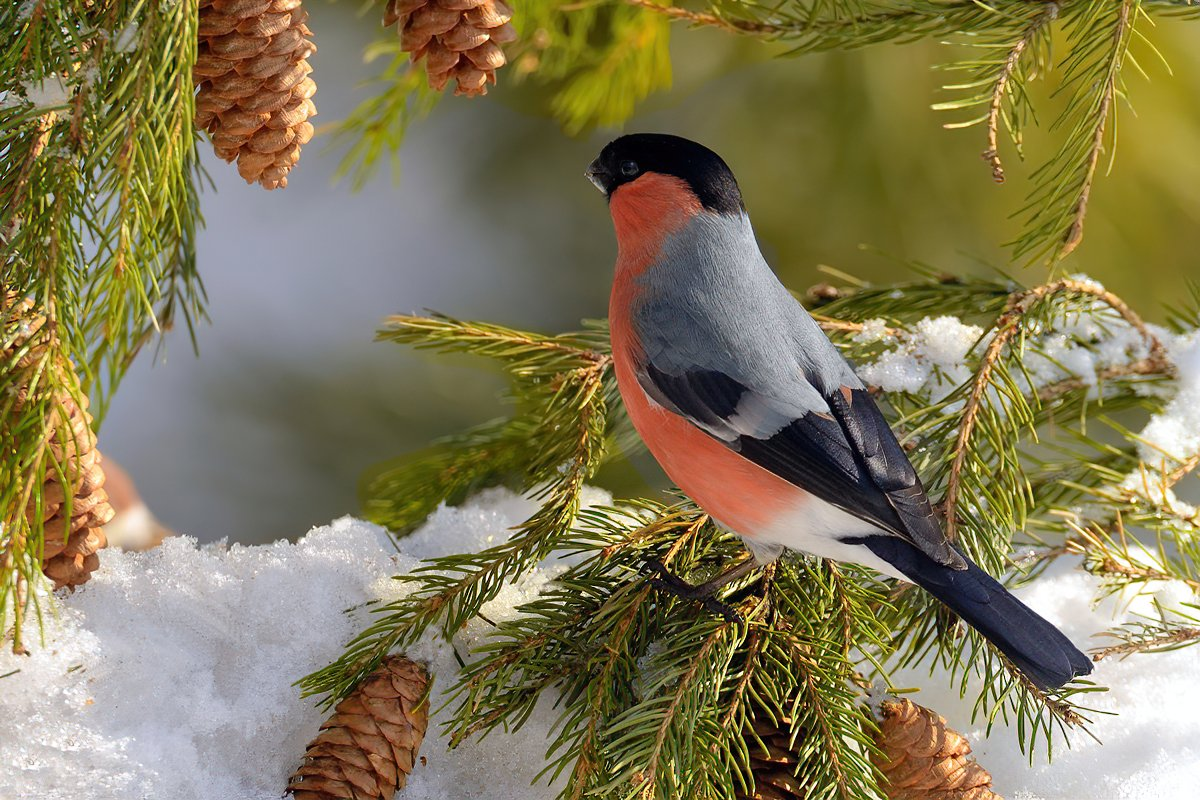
<box><xmin>586</xmin><ymin>133</ymin><xmax>1092</xmax><ymax>690</ymax></box>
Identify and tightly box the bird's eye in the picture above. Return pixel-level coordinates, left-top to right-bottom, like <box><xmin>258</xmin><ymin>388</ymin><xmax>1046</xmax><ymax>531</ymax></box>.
<box><xmin>619</xmin><ymin>160</ymin><xmax>640</xmax><ymax>177</ymax></box>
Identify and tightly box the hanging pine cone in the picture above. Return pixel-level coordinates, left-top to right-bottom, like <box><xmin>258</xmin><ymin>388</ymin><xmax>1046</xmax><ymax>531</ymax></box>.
<box><xmin>287</xmin><ymin>656</ymin><xmax>430</xmax><ymax>800</ymax></box>
<box><xmin>384</xmin><ymin>0</ymin><xmax>517</xmax><ymax>97</ymax></box>
<box><xmin>737</xmin><ymin>716</ymin><xmax>807</xmax><ymax>800</ymax></box>
<box><xmin>194</xmin><ymin>0</ymin><xmax>318</xmax><ymax>190</ymax></box>
<box><xmin>3</xmin><ymin>293</ymin><xmax>114</xmax><ymax>589</ymax></box>
<box><xmin>872</xmin><ymin>698</ymin><xmax>1002</xmax><ymax>800</ymax></box>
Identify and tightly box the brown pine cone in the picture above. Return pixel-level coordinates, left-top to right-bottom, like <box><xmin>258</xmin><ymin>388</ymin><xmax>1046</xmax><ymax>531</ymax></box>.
<box><xmin>195</xmin><ymin>0</ymin><xmax>318</xmax><ymax>190</ymax></box>
<box><xmin>3</xmin><ymin>293</ymin><xmax>114</xmax><ymax>589</ymax></box>
<box><xmin>384</xmin><ymin>0</ymin><xmax>516</xmax><ymax>97</ymax></box>
<box><xmin>738</xmin><ymin>717</ymin><xmax>807</xmax><ymax>800</ymax></box>
<box><xmin>287</xmin><ymin>656</ymin><xmax>430</xmax><ymax>800</ymax></box>
<box><xmin>873</xmin><ymin>698</ymin><xmax>1002</xmax><ymax>800</ymax></box>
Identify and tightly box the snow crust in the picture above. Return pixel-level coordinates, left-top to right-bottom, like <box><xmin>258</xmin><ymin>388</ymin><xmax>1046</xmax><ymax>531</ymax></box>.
<box><xmin>16</xmin><ymin>75</ymin><xmax>72</xmax><ymax>110</ymax></box>
<box><xmin>3</xmin><ymin>487</ymin><xmax>1199</xmax><ymax>800</ymax></box>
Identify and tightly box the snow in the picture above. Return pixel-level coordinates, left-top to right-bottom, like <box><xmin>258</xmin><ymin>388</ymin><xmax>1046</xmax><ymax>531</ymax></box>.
<box><xmin>3</xmin><ymin>487</ymin><xmax>1199</xmax><ymax>800</ymax></box>
<box><xmin>852</xmin><ymin>317</ymin><xmax>892</xmax><ymax>344</ymax></box>
<box><xmin>857</xmin><ymin>315</ymin><xmax>983</xmax><ymax>397</ymax></box>
<box><xmin>1136</xmin><ymin>331</ymin><xmax>1200</xmax><ymax>465</ymax></box>
<box><xmin>112</xmin><ymin>23</ymin><xmax>139</xmax><ymax>54</ymax></box>
<box><xmin>18</xmin><ymin>75</ymin><xmax>72</xmax><ymax>110</ymax></box>
<box><xmin>0</xmin><ymin>489</ymin><xmax>607</xmax><ymax>800</ymax></box>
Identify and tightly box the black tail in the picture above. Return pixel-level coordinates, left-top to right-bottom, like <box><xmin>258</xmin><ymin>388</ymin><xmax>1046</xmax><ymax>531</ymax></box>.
<box><xmin>859</xmin><ymin>536</ymin><xmax>1093</xmax><ymax>690</ymax></box>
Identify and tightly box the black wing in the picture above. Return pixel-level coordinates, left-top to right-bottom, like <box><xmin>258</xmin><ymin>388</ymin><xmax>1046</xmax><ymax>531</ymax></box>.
<box><xmin>640</xmin><ymin>362</ymin><xmax>963</xmax><ymax>569</ymax></box>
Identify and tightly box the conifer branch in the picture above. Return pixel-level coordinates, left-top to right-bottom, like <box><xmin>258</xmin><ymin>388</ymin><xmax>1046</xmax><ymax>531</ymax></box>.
<box><xmin>338</xmin><ymin>270</ymin><xmax>1200</xmax><ymax>792</ymax></box>
<box><xmin>1034</xmin><ymin>356</ymin><xmax>1167</xmax><ymax>402</ymax></box>
<box><xmin>332</xmin><ymin>42</ymin><xmax>440</xmax><ymax>189</ymax></box>
<box><xmin>2</xmin><ymin>0</ymin><xmax>205</xmax><ymax>628</ymax></box>
<box><xmin>623</xmin><ymin>0</ymin><xmax>781</xmax><ymax>35</ymax></box>
<box><xmin>1166</xmin><ymin>452</ymin><xmax>1200</xmax><ymax>490</ymax></box>
<box><xmin>630</xmin><ymin>620</ymin><xmax>736</xmax><ymax>796</ymax></box>
<box><xmin>328</xmin><ymin>268</ymin><xmax>1200</xmax><ymax>796</ymax></box>
<box><xmin>1092</xmin><ymin>622</ymin><xmax>1200</xmax><ymax>660</ymax></box>
<box><xmin>812</xmin><ymin>314</ymin><xmax>903</xmax><ymax>338</ymax></box>
<box><xmin>942</xmin><ymin>276</ymin><xmax>1166</xmax><ymax>543</ymax></box>
<box><xmin>304</xmin><ymin>315</ymin><xmax>614</xmax><ymax>705</ymax></box>
<box><xmin>981</xmin><ymin>3</ymin><xmax>1059</xmax><ymax>183</ymax></box>
<box><xmin>1014</xmin><ymin>0</ymin><xmax>1142</xmax><ymax>262</ymax></box>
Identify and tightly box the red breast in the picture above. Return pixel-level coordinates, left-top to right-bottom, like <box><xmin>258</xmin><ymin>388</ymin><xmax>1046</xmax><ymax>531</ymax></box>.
<box><xmin>606</xmin><ymin>174</ymin><xmax>799</xmax><ymax>535</ymax></box>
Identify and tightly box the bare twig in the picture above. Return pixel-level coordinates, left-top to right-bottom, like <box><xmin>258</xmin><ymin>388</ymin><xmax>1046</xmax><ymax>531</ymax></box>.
<box><xmin>1035</xmin><ymin>356</ymin><xmax>1169</xmax><ymax>402</ymax></box>
<box><xmin>1166</xmin><ymin>452</ymin><xmax>1200</xmax><ymax>490</ymax></box>
<box><xmin>813</xmin><ymin>315</ymin><xmax>904</xmax><ymax>338</ymax></box>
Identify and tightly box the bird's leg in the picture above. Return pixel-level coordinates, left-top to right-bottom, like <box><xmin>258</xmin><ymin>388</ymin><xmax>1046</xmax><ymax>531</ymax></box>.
<box><xmin>643</xmin><ymin>554</ymin><xmax>759</xmax><ymax>623</ymax></box>
<box><xmin>647</xmin><ymin>555</ymin><xmax>758</xmax><ymax>599</ymax></box>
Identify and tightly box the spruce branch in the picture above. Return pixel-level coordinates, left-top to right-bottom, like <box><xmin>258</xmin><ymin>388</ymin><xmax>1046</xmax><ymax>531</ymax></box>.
<box><xmin>2</xmin><ymin>0</ymin><xmax>205</xmax><ymax>638</ymax></box>
<box><xmin>623</xmin><ymin>0</ymin><xmax>781</xmax><ymax>35</ymax></box>
<box><xmin>304</xmin><ymin>314</ymin><xmax>614</xmax><ymax>705</ymax></box>
<box><xmin>980</xmin><ymin>3</ymin><xmax>1059</xmax><ymax>184</ymax></box>
<box><xmin>1033</xmin><ymin>355</ymin><xmax>1167</xmax><ymax>402</ymax></box>
<box><xmin>1092</xmin><ymin>603</ymin><xmax>1200</xmax><ymax>660</ymax></box>
<box><xmin>1014</xmin><ymin>0</ymin><xmax>1142</xmax><ymax>262</ymax></box>
<box><xmin>360</xmin><ymin>419</ymin><xmax>535</xmax><ymax>535</ymax></box>
<box><xmin>377</xmin><ymin>312</ymin><xmax>611</xmax><ymax>373</ymax></box>
<box><xmin>941</xmin><ymin>276</ymin><xmax>1167</xmax><ymax>546</ymax></box>
<box><xmin>1067</xmin><ymin>514</ymin><xmax>1200</xmax><ymax>595</ymax></box>
<box><xmin>332</xmin><ymin>40</ymin><xmax>440</xmax><ymax>189</ymax></box>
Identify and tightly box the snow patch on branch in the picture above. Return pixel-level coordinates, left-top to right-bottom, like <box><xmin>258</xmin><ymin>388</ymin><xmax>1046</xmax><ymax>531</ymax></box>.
<box><xmin>857</xmin><ymin>315</ymin><xmax>983</xmax><ymax>397</ymax></box>
<box><xmin>1137</xmin><ymin>332</ymin><xmax>1200</xmax><ymax>466</ymax></box>
<box><xmin>19</xmin><ymin>75</ymin><xmax>72</xmax><ymax>110</ymax></box>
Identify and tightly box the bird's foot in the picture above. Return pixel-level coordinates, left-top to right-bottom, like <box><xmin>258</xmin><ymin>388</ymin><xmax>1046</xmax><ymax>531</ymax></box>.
<box><xmin>642</xmin><ymin>558</ymin><xmax>745</xmax><ymax>624</ymax></box>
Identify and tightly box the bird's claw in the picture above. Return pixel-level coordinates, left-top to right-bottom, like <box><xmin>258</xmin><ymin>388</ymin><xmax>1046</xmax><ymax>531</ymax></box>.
<box><xmin>642</xmin><ymin>558</ymin><xmax>745</xmax><ymax>624</ymax></box>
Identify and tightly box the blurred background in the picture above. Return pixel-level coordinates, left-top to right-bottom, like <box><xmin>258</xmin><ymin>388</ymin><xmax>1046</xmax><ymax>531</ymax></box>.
<box><xmin>100</xmin><ymin>5</ymin><xmax>1200</xmax><ymax>545</ymax></box>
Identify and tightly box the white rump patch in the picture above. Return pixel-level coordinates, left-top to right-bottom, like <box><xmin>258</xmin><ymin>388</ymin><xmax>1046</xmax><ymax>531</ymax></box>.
<box><xmin>753</xmin><ymin>495</ymin><xmax>907</xmax><ymax>581</ymax></box>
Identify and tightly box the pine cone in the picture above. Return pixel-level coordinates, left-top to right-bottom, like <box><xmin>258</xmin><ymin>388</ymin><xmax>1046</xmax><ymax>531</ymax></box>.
<box><xmin>195</xmin><ymin>0</ymin><xmax>318</xmax><ymax>190</ymax></box>
<box><xmin>384</xmin><ymin>0</ymin><xmax>517</xmax><ymax>97</ymax></box>
<box><xmin>738</xmin><ymin>717</ymin><xmax>808</xmax><ymax>800</ymax></box>
<box><xmin>872</xmin><ymin>698</ymin><xmax>1002</xmax><ymax>800</ymax></box>
<box><xmin>3</xmin><ymin>293</ymin><xmax>114</xmax><ymax>589</ymax></box>
<box><xmin>287</xmin><ymin>656</ymin><xmax>430</xmax><ymax>800</ymax></box>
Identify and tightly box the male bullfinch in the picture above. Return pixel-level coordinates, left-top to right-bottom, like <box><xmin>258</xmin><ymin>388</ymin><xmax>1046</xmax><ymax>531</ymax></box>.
<box><xmin>586</xmin><ymin>133</ymin><xmax>1092</xmax><ymax>690</ymax></box>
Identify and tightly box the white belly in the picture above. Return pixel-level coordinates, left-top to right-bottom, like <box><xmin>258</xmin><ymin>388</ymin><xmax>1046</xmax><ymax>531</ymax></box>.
<box><xmin>748</xmin><ymin>495</ymin><xmax>908</xmax><ymax>581</ymax></box>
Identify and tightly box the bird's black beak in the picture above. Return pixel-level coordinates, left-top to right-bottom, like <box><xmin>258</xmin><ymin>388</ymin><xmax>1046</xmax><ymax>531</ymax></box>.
<box><xmin>585</xmin><ymin>158</ymin><xmax>613</xmax><ymax>196</ymax></box>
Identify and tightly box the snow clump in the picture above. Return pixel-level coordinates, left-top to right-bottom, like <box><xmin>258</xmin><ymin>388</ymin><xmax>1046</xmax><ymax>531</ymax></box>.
<box><xmin>857</xmin><ymin>315</ymin><xmax>984</xmax><ymax>397</ymax></box>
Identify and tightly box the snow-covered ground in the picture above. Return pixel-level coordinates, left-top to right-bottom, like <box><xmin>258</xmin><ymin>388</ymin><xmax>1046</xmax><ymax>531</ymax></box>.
<box><xmin>2</xmin><ymin>488</ymin><xmax>1198</xmax><ymax>800</ymax></box>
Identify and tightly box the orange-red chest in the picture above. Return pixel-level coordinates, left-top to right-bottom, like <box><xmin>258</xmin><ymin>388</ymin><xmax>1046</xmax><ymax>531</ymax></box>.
<box><xmin>606</xmin><ymin>178</ymin><xmax>801</xmax><ymax>536</ymax></box>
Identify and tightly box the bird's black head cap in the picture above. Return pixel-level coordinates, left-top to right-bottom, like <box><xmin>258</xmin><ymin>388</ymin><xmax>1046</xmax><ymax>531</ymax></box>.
<box><xmin>586</xmin><ymin>133</ymin><xmax>744</xmax><ymax>215</ymax></box>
